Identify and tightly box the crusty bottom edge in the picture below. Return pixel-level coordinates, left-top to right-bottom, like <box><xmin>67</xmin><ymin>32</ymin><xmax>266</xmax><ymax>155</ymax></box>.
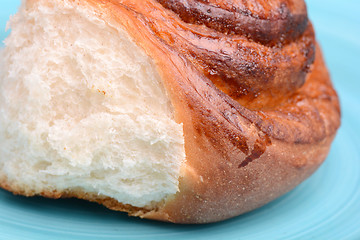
<box><xmin>0</xmin><ymin>175</ymin><xmax>162</xmax><ymax>220</ymax></box>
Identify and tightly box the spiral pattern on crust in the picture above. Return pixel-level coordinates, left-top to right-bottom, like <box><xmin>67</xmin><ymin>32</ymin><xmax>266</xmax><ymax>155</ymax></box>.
<box><xmin>154</xmin><ymin>0</ymin><xmax>315</xmax><ymax>110</ymax></box>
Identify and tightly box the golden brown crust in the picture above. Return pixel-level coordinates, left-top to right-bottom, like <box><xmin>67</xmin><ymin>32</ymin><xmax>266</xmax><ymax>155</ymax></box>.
<box><xmin>2</xmin><ymin>0</ymin><xmax>340</xmax><ymax>223</ymax></box>
<box><xmin>140</xmin><ymin>44</ymin><xmax>339</xmax><ymax>223</ymax></box>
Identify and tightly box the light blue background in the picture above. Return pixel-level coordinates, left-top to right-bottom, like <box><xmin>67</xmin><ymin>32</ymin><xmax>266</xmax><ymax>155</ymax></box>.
<box><xmin>0</xmin><ymin>0</ymin><xmax>360</xmax><ymax>239</ymax></box>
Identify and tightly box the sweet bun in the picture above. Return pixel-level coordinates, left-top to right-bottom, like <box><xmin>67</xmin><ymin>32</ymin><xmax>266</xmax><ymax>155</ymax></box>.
<box><xmin>0</xmin><ymin>0</ymin><xmax>340</xmax><ymax>223</ymax></box>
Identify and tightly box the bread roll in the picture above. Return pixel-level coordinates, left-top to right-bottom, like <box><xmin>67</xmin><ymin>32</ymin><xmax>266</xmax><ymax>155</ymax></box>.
<box><xmin>0</xmin><ymin>0</ymin><xmax>340</xmax><ymax>223</ymax></box>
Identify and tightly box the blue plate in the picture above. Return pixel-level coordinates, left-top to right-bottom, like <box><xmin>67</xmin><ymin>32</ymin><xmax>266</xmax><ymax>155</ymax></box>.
<box><xmin>1</xmin><ymin>0</ymin><xmax>360</xmax><ymax>239</ymax></box>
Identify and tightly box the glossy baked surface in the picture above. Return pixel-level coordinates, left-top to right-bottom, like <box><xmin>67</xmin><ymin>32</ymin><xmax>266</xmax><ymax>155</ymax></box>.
<box><xmin>0</xmin><ymin>0</ymin><xmax>359</xmax><ymax>238</ymax></box>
